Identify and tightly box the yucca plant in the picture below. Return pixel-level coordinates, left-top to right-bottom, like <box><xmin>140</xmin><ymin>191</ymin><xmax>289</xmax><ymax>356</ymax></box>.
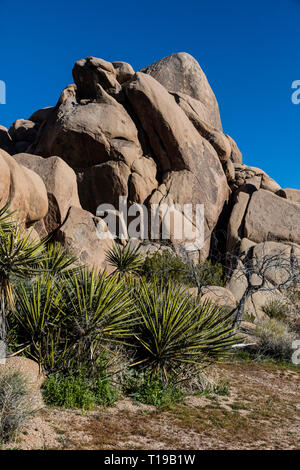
<box><xmin>132</xmin><ymin>279</ymin><xmax>238</xmax><ymax>382</ymax></box>
<box><xmin>0</xmin><ymin>203</ymin><xmax>16</xmax><ymax>233</ymax></box>
<box><xmin>40</xmin><ymin>242</ymin><xmax>79</xmax><ymax>277</ymax></box>
<box><xmin>0</xmin><ymin>217</ymin><xmax>47</xmax><ymax>344</ymax></box>
<box><xmin>106</xmin><ymin>242</ymin><xmax>143</xmax><ymax>277</ymax></box>
<box><xmin>61</xmin><ymin>269</ymin><xmax>136</xmax><ymax>374</ymax></box>
<box><xmin>12</xmin><ymin>275</ymin><xmax>67</xmax><ymax>367</ymax></box>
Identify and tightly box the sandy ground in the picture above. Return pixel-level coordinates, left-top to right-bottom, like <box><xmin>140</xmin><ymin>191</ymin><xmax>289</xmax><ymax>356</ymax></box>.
<box><xmin>3</xmin><ymin>361</ymin><xmax>300</xmax><ymax>450</ymax></box>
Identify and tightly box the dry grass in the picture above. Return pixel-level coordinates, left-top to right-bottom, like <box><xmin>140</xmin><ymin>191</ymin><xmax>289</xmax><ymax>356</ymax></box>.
<box><xmin>3</xmin><ymin>362</ymin><xmax>300</xmax><ymax>450</ymax></box>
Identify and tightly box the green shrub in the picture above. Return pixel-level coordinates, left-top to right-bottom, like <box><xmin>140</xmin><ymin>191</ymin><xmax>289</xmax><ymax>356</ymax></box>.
<box><xmin>123</xmin><ymin>370</ymin><xmax>185</xmax><ymax>407</ymax></box>
<box><xmin>0</xmin><ymin>371</ymin><xmax>32</xmax><ymax>443</ymax></box>
<box><xmin>141</xmin><ymin>251</ymin><xmax>225</xmax><ymax>287</ymax></box>
<box><xmin>255</xmin><ymin>318</ymin><xmax>297</xmax><ymax>362</ymax></box>
<box><xmin>42</xmin><ymin>373</ymin><xmax>118</xmax><ymax>410</ymax></box>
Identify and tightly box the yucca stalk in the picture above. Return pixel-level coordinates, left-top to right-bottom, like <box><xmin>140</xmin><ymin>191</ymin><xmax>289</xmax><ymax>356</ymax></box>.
<box><xmin>132</xmin><ymin>279</ymin><xmax>239</xmax><ymax>382</ymax></box>
<box><xmin>106</xmin><ymin>242</ymin><xmax>143</xmax><ymax>277</ymax></box>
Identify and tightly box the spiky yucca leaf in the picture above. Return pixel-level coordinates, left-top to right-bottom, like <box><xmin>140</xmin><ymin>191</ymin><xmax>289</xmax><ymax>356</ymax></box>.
<box><xmin>0</xmin><ymin>226</ymin><xmax>48</xmax><ymax>316</ymax></box>
<box><xmin>12</xmin><ymin>275</ymin><xmax>67</xmax><ymax>367</ymax></box>
<box><xmin>14</xmin><ymin>275</ymin><xmax>65</xmax><ymax>337</ymax></box>
<box><xmin>62</xmin><ymin>269</ymin><xmax>137</xmax><ymax>363</ymax></box>
<box><xmin>0</xmin><ymin>202</ymin><xmax>16</xmax><ymax>233</ymax></box>
<box><xmin>132</xmin><ymin>279</ymin><xmax>238</xmax><ymax>381</ymax></box>
<box><xmin>41</xmin><ymin>242</ymin><xmax>79</xmax><ymax>276</ymax></box>
<box><xmin>106</xmin><ymin>242</ymin><xmax>143</xmax><ymax>276</ymax></box>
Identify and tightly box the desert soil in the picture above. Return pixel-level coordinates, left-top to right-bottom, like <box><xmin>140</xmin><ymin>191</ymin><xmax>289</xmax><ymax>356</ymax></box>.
<box><xmin>4</xmin><ymin>361</ymin><xmax>300</xmax><ymax>450</ymax></box>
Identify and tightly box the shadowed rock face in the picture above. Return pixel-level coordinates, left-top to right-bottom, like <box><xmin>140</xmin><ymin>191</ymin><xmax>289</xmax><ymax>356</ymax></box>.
<box><xmin>0</xmin><ymin>52</ymin><xmax>299</xmax><ymax>285</ymax></box>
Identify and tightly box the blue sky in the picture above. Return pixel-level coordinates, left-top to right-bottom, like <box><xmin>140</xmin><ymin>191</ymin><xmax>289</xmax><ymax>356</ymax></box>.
<box><xmin>0</xmin><ymin>0</ymin><xmax>299</xmax><ymax>189</ymax></box>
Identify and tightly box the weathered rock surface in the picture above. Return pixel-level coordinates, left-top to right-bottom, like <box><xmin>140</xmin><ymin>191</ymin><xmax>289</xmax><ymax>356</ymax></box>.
<box><xmin>140</xmin><ymin>52</ymin><xmax>222</xmax><ymax>130</ymax></box>
<box><xmin>55</xmin><ymin>206</ymin><xmax>114</xmax><ymax>272</ymax></box>
<box><xmin>13</xmin><ymin>153</ymin><xmax>81</xmax><ymax>233</ymax></box>
<box><xmin>0</xmin><ymin>149</ymin><xmax>48</xmax><ymax>226</ymax></box>
<box><xmin>277</xmin><ymin>188</ymin><xmax>300</xmax><ymax>205</ymax></box>
<box><xmin>244</xmin><ymin>189</ymin><xmax>300</xmax><ymax>245</ymax></box>
<box><xmin>201</xmin><ymin>286</ymin><xmax>237</xmax><ymax>309</ymax></box>
<box><xmin>232</xmin><ymin>164</ymin><xmax>280</xmax><ymax>193</ymax></box>
<box><xmin>73</xmin><ymin>56</ymin><xmax>121</xmax><ymax>99</ymax></box>
<box><xmin>34</xmin><ymin>85</ymin><xmax>140</xmax><ymax>168</ymax></box>
<box><xmin>173</xmin><ymin>93</ymin><xmax>231</xmax><ymax>163</ymax></box>
<box><xmin>125</xmin><ymin>72</ymin><xmax>229</xmax><ymax>257</ymax></box>
<box><xmin>244</xmin><ymin>289</ymin><xmax>281</xmax><ymax>321</ymax></box>
<box><xmin>112</xmin><ymin>61</ymin><xmax>135</xmax><ymax>84</ymax></box>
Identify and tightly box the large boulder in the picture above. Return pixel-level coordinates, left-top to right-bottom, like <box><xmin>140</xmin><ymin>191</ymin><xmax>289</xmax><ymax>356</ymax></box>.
<box><xmin>252</xmin><ymin>241</ymin><xmax>300</xmax><ymax>286</ymax></box>
<box><xmin>0</xmin><ymin>150</ymin><xmax>11</xmax><ymax>204</ymax></box>
<box><xmin>172</xmin><ymin>93</ymin><xmax>231</xmax><ymax>163</ymax></box>
<box><xmin>34</xmin><ymin>84</ymin><xmax>140</xmax><ymax>169</ymax></box>
<box><xmin>124</xmin><ymin>72</ymin><xmax>229</xmax><ymax>258</ymax></box>
<box><xmin>28</xmin><ymin>107</ymin><xmax>54</xmax><ymax>124</ymax></box>
<box><xmin>232</xmin><ymin>164</ymin><xmax>280</xmax><ymax>193</ymax></box>
<box><xmin>0</xmin><ymin>149</ymin><xmax>48</xmax><ymax>226</ymax></box>
<box><xmin>112</xmin><ymin>61</ymin><xmax>135</xmax><ymax>84</ymax></box>
<box><xmin>244</xmin><ymin>189</ymin><xmax>300</xmax><ymax>245</ymax></box>
<box><xmin>200</xmin><ymin>286</ymin><xmax>237</xmax><ymax>309</ymax></box>
<box><xmin>12</xmin><ymin>153</ymin><xmax>81</xmax><ymax>233</ymax></box>
<box><xmin>9</xmin><ymin>119</ymin><xmax>38</xmax><ymax>143</ymax></box>
<box><xmin>55</xmin><ymin>206</ymin><xmax>114</xmax><ymax>272</ymax></box>
<box><xmin>226</xmin><ymin>260</ymin><xmax>249</xmax><ymax>302</ymax></box>
<box><xmin>140</xmin><ymin>53</ymin><xmax>222</xmax><ymax>130</ymax></box>
<box><xmin>72</xmin><ymin>56</ymin><xmax>121</xmax><ymax>99</ymax></box>
<box><xmin>226</xmin><ymin>178</ymin><xmax>260</xmax><ymax>254</ymax></box>
<box><xmin>77</xmin><ymin>155</ymin><xmax>158</xmax><ymax>214</ymax></box>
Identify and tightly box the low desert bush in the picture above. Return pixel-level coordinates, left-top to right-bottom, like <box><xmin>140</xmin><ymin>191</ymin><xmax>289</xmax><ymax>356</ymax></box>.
<box><xmin>262</xmin><ymin>299</ymin><xmax>288</xmax><ymax>321</ymax></box>
<box><xmin>141</xmin><ymin>251</ymin><xmax>225</xmax><ymax>287</ymax></box>
<box><xmin>42</xmin><ymin>372</ymin><xmax>118</xmax><ymax>410</ymax></box>
<box><xmin>123</xmin><ymin>369</ymin><xmax>185</xmax><ymax>407</ymax></box>
<box><xmin>255</xmin><ymin>318</ymin><xmax>297</xmax><ymax>362</ymax></box>
<box><xmin>0</xmin><ymin>371</ymin><xmax>32</xmax><ymax>443</ymax></box>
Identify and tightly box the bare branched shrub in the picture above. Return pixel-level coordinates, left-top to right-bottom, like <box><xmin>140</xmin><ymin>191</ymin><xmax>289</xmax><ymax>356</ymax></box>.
<box><xmin>0</xmin><ymin>371</ymin><xmax>32</xmax><ymax>443</ymax></box>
